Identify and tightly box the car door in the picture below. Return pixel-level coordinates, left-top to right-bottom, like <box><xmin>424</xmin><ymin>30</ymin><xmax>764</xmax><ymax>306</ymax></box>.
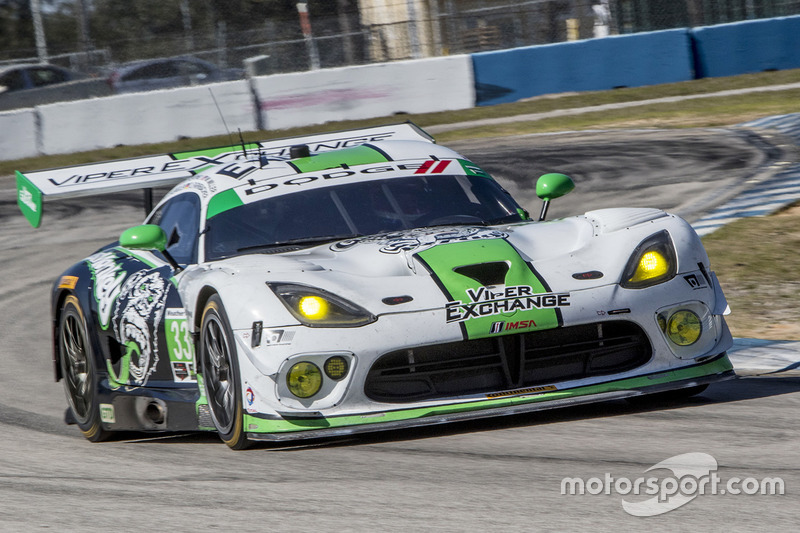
<box><xmin>99</xmin><ymin>191</ymin><xmax>202</xmax><ymax>388</ymax></box>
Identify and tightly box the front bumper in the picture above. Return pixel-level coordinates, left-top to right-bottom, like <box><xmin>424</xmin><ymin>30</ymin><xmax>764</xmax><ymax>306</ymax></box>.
<box><xmin>242</xmin><ymin>353</ymin><xmax>734</xmax><ymax>441</ymax></box>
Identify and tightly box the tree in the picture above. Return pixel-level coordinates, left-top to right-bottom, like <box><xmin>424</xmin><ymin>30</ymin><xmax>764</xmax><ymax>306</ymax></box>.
<box><xmin>0</xmin><ymin>0</ymin><xmax>34</xmax><ymax>59</ymax></box>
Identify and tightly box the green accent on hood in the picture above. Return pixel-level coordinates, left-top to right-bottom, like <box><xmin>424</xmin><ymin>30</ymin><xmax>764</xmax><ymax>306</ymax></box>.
<box><xmin>242</xmin><ymin>355</ymin><xmax>733</xmax><ymax>435</ymax></box>
<box><xmin>173</xmin><ymin>144</ymin><xmax>261</xmax><ymax>160</ymax></box>
<box><xmin>416</xmin><ymin>239</ymin><xmax>560</xmax><ymax>340</ymax></box>
<box><xmin>207</xmin><ymin>189</ymin><xmax>244</xmax><ymax>219</ymax></box>
<box><xmin>289</xmin><ymin>145</ymin><xmax>389</xmax><ymax>173</ymax></box>
<box><xmin>16</xmin><ymin>171</ymin><xmax>43</xmax><ymax>228</ymax></box>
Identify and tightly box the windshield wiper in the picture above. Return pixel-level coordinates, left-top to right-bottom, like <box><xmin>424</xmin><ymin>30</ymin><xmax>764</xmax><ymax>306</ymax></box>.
<box><xmin>237</xmin><ymin>233</ymin><xmax>364</xmax><ymax>253</ymax></box>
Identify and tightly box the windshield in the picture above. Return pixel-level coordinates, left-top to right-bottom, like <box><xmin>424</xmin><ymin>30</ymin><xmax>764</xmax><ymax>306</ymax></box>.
<box><xmin>204</xmin><ymin>174</ymin><xmax>525</xmax><ymax>260</ymax></box>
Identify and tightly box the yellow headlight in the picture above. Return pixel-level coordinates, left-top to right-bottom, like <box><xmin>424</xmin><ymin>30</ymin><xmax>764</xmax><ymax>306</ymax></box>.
<box><xmin>621</xmin><ymin>231</ymin><xmax>677</xmax><ymax>289</ymax></box>
<box><xmin>287</xmin><ymin>362</ymin><xmax>322</xmax><ymax>398</ymax></box>
<box><xmin>630</xmin><ymin>250</ymin><xmax>670</xmax><ymax>283</ymax></box>
<box><xmin>667</xmin><ymin>310</ymin><xmax>702</xmax><ymax>346</ymax></box>
<box><xmin>298</xmin><ymin>296</ymin><xmax>328</xmax><ymax>320</ymax></box>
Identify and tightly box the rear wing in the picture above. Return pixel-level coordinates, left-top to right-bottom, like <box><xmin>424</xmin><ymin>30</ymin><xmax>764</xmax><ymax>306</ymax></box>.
<box><xmin>16</xmin><ymin>122</ymin><xmax>434</xmax><ymax>228</ymax></box>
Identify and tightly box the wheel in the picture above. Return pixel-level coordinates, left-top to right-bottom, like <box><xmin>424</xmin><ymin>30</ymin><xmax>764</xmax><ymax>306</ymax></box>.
<box><xmin>200</xmin><ymin>295</ymin><xmax>250</xmax><ymax>449</ymax></box>
<box><xmin>58</xmin><ymin>295</ymin><xmax>110</xmax><ymax>442</ymax></box>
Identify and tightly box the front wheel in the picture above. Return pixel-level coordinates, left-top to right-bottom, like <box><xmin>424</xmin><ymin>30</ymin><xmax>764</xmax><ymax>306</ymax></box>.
<box><xmin>200</xmin><ymin>295</ymin><xmax>250</xmax><ymax>450</ymax></box>
<box><xmin>59</xmin><ymin>295</ymin><xmax>110</xmax><ymax>442</ymax></box>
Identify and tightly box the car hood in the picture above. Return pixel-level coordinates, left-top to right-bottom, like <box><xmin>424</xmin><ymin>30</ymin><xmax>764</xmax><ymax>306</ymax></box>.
<box><xmin>208</xmin><ymin>208</ymin><xmax>693</xmax><ymax>313</ymax></box>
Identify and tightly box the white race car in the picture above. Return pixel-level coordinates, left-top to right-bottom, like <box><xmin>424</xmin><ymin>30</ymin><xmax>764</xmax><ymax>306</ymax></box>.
<box><xmin>17</xmin><ymin>123</ymin><xmax>734</xmax><ymax>448</ymax></box>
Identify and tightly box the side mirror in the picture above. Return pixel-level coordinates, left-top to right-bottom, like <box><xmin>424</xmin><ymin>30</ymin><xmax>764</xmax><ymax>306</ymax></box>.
<box><xmin>535</xmin><ymin>173</ymin><xmax>575</xmax><ymax>221</ymax></box>
<box><xmin>120</xmin><ymin>224</ymin><xmax>167</xmax><ymax>251</ymax></box>
<box><xmin>119</xmin><ymin>225</ymin><xmax>182</xmax><ymax>272</ymax></box>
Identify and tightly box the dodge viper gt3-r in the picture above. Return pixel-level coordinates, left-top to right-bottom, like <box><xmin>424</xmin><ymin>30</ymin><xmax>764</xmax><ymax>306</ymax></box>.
<box><xmin>16</xmin><ymin>123</ymin><xmax>734</xmax><ymax>448</ymax></box>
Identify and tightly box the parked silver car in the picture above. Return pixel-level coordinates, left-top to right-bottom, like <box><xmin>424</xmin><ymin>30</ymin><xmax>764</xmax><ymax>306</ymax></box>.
<box><xmin>107</xmin><ymin>56</ymin><xmax>244</xmax><ymax>93</ymax></box>
<box><xmin>0</xmin><ymin>63</ymin><xmax>86</xmax><ymax>94</ymax></box>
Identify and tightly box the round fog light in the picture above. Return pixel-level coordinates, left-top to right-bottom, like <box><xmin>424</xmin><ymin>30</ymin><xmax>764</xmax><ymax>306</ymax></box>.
<box><xmin>324</xmin><ymin>356</ymin><xmax>349</xmax><ymax>380</ymax></box>
<box><xmin>667</xmin><ymin>310</ymin><xmax>702</xmax><ymax>346</ymax></box>
<box><xmin>287</xmin><ymin>362</ymin><xmax>322</xmax><ymax>398</ymax></box>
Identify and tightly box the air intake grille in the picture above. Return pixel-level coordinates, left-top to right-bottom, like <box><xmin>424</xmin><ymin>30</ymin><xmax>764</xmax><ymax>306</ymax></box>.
<box><xmin>364</xmin><ymin>321</ymin><xmax>651</xmax><ymax>403</ymax></box>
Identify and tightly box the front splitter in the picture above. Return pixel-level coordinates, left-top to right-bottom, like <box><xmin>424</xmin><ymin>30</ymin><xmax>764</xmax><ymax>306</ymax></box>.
<box><xmin>244</xmin><ymin>354</ymin><xmax>735</xmax><ymax>442</ymax></box>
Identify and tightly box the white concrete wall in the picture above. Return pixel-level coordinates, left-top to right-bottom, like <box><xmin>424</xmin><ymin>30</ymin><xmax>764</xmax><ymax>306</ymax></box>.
<box><xmin>0</xmin><ymin>108</ymin><xmax>39</xmax><ymax>160</ymax></box>
<box><xmin>38</xmin><ymin>80</ymin><xmax>257</xmax><ymax>155</ymax></box>
<box><xmin>1</xmin><ymin>56</ymin><xmax>475</xmax><ymax>161</ymax></box>
<box><xmin>252</xmin><ymin>55</ymin><xmax>475</xmax><ymax>131</ymax></box>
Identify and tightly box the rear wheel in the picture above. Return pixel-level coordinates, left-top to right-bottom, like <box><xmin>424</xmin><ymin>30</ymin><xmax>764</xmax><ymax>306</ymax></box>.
<box><xmin>59</xmin><ymin>295</ymin><xmax>110</xmax><ymax>442</ymax></box>
<box><xmin>200</xmin><ymin>295</ymin><xmax>250</xmax><ymax>450</ymax></box>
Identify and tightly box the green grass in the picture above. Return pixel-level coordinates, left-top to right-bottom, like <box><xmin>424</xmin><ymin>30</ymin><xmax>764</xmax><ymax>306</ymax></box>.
<box><xmin>702</xmin><ymin>207</ymin><xmax>800</xmax><ymax>340</ymax></box>
<box><xmin>436</xmin><ymin>87</ymin><xmax>800</xmax><ymax>141</ymax></box>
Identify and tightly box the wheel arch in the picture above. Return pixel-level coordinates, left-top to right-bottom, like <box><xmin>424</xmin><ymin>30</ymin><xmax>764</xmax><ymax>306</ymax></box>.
<box><xmin>52</xmin><ymin>288</ymin><xmax>72</xmax><ymax>382</ymax></box>
<box><xmin>193</xmin><ymin>285</ymin><xmax>220</xmax><ymax>333</ymax></box>
<box><xmin>51</xmin><ymin>263</ymin><xmax>100</xmax><ymax>383</ymax></box>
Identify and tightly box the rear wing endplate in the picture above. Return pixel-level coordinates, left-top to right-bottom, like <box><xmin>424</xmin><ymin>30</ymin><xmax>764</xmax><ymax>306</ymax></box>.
<box><xmin>16</xmin><ymin>122</ymin><xmax>434</xmax><ymax>228</ymax></box>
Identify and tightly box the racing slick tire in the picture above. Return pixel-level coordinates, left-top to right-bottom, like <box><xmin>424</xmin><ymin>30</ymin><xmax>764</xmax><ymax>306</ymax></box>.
<box><xmin>58</xmin><ymin>295</ymin><xmax>111</xmax><ymax>442</ymax></box>
<box><xmin>200</xmin><ymin>295</ymin><xmax>250</xmax><ymax>450</ymax></box>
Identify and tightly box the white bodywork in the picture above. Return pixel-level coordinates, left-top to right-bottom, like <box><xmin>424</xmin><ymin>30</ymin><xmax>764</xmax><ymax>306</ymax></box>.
<box><xmin>175</xmin><ymin>207</ymin><xmax>731</xmax><ymax>422</ymax></box>
<box><xmin>21</xmin><ymin>123</ymin><xmax>734</xmax><ymax>442</ymax></box>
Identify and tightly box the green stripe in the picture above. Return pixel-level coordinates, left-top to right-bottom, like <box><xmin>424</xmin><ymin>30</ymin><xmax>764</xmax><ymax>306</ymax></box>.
<box><xmin>416</xmin><ymin>239</ymin><xmax>559</xmax><ymax>340</ymax></box>
<box><xmin>207</xmin><ymin>189</ymin><xmax>244</xmax><ymax>219</ymax></box>
<box><xmin>289</xmin><ymin>145</ymin><xmax>389</xmax><ymax>173</ymax></box>
<box><xmin>243</xmin><ymin>355</ymin><xmax>733</xmax><ymax>434</ymax></box>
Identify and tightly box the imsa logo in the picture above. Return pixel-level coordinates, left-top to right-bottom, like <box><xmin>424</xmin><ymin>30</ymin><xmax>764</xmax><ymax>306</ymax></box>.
<box><xmin>490</xmin><ymin>320</ymin><xmax>538</xmax><ymax>334</ymax></box>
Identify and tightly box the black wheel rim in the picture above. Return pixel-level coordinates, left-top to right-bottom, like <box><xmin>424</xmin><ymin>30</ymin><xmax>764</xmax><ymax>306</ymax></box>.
<box><xmin>61</xmin><ymin>311</ymin><xmax>92</xmax><ymax>422</ymax></box>
<box><xmin>203</xmin><ymin>313</ymin><xmax>235</xmax><ymax>433</ymax></box>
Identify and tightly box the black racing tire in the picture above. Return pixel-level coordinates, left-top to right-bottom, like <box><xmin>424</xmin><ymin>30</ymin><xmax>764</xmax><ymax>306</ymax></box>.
<box><xmin>200</xmin><ymin>295</ymin><xmax>250</xmax><ymax>450</ymax></box>
<box><xmin>58</xmin><ymin>295</ymin><xmax>111</xmax><ymax>442</ymax></box>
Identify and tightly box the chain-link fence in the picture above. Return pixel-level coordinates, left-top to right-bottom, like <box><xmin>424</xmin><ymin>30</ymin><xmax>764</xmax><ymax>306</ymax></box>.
<box><xmin>3</xmin><ymin>1</ymin><xmax>800</xmax><ymax>77</ymax></box>
<box><xmin>372</xmin><ymin>0</ymin><xmax>800</xmax><ymax>61</ymax></box>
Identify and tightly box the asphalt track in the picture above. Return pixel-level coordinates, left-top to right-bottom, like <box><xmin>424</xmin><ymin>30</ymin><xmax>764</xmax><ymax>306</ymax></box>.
<box><xmin>0</xmin><ymin>126</ymin><xmax>798</xmax><ymax>531</ymax></box>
